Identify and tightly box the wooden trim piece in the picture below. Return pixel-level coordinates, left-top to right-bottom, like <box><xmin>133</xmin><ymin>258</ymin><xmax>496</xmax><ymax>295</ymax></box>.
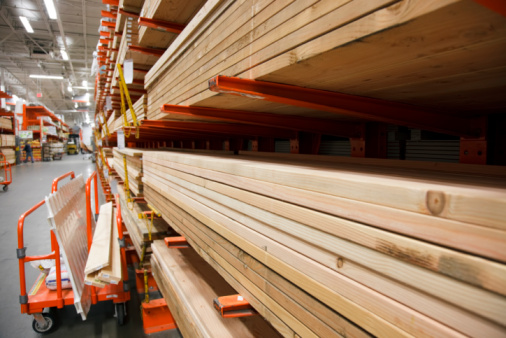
<box><xmin>84</xmin><ymin>202</ymin><xmax>113</xmax><ymax>275</ymax></box>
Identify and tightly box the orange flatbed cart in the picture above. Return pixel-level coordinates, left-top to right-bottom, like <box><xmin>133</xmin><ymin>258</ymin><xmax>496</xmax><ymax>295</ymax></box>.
<box><xmin>17</xmin><ymin>171</ymin><xmax>130</xmax><ymax>333</ymax></box>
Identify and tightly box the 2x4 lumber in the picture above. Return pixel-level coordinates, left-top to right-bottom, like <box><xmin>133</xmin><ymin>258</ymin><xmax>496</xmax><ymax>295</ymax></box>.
<box><xmin>145</xmin><ymin>0</ymin><xmax>232</xmax><ymax>86</ymax></box>
<box><xmin>145</xmin><ymin>162</ymin><xmax>506</xmax><ymax>296</ymax></box>
<box><xmin>145</xmin><ymin>0</ymin><xmax>384</xmax><ymax>119</ymax></box>
<box><xmin>147</xmin><ymin>187</ymin><xmax>369</xmax><ymax>338</ymax></box>
<box><xmin>143</xmin><ymin>171</ymin><xmax>505</xmax><ymax>336</ymax></box>
<box><xmin>142</xmin><ymin>177</ymin><xmax>424</xmax><ymax>338</ymax></box>
<box><xmin>150</xmin><ymin>241</ymin><xmax>282</xmax><ymax>337</ymax></box>
<box><xmin>143</xmin><ymin>152</ymin><xmax>506</xmax><ymax>230</ymax></box>
<box><xmin>84</xmin><ymin>202</ymin><xmax>113</xmax><ymax>275</ymax></box>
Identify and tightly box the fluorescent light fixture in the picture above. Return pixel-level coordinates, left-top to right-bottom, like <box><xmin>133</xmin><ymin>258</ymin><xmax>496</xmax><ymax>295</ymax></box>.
<box><xmin>73</xmin><ymin>86</ymin><xmax>93</xmax><ymax>90</ymax></box>
<box><xmin>82</xmin><ymin>80</ymin><xmax>88</xmax><ymax>87</ymax></box>
<box><xmin>44</xmin><ymin>0</ymin><xmax>57</xmax><ymax>20</ymax></box>
<box><xmin>19</xmin><ymin>16</ymin><xmax>34</xmax><ymax>33</ymax></box>
<box><xmin>29</xmin><ymin>74</ymin><xmax>64</xmax><ymax>79</ymax></box>
<box><xmin>61</xmin><ymin>49</ymin><xmax>69</xmax><ymax>60</ymax></box>
<box><xmin>67</xmin><ymin>85</ymin><xmax>73</xmax><ymax>92</ymax></box>
<box><xmin>85</xmin><ymin>93</ymin><xmax>90</xmax><ymax>101</ymax></box>
<box><xmin>75</xmin><ymin>103</ymin><xmax>78</xmax><ymax>108</ymax></box>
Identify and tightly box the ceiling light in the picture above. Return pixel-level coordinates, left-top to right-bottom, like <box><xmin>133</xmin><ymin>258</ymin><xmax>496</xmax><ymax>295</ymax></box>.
<box><xmin>29</xmin><ymin>74</ymin><xmax>64</xmax><ymax>79</ymax></box>
<box><xmin>44</xmin><ymin>0</ymin><xmax>57</xmax><ymax>20</ymax></box>
<box><xmin>75</xmin><ymin>103</ymin><xmax>78</xmax><ymax>108</ymax></box>
<box><xmin>67</xmin><ymin>85</ymin><xmax>73</xmax><ymax>92</ymax></box>
<box><xmin>19</xmin><ymin>16</ymin><xmax>34</xmax><ymax>34</ymax></box>
<box><xmin>72</xmin><ymin>86</ymin><xmax>93</xmax><ymax>90</ymax></box>
<box><xmin>61</xmin><ymin>49</ymin><xmax>69</xmax><ymax>60</ymax></box>
<box><xmin>82</xmin><ymin>80</ymin><xmax>88</xmax><ymax>87</ymax></box>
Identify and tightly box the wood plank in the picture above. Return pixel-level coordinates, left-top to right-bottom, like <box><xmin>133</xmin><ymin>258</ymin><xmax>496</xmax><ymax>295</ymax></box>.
<box><xmin>140</xmin><ymin>153</ymin><xmax>506</xmax><ymax>263</ymax></box>
<box><xmin>145</xmin><ymin>162</ymin><xmax>506</xmax><ymax>296</ymax></box>
<box><xmin>84</xmin><ymin>202</ymin><xmax>113</xmax><ymax>275</ymax></box>
<box><xmin>148</xmin><ymin>186</ymin><xmax>370</xmax><ymax>338</ymax></box>
<box><xmin>150</xmin><ymin>240</ymin><xmax>283</xmax><ymax>337</ymax></box>
<box><xmin>98</xmin><ymin>209</ymin><xmax>122</xmax><ymax>284</ymax></box>
<box><xmin>144</xmin><ymin>170</ymin><xmax>506</xmax><ymax>335</ymax></box>
<box><xmin>142</xmin><ymin>181</ymin><xmax>435</xmax><ymax>338</ymax></box>
<box><xmin>145</xmin><ymin>0</ymin><xmax>233</xmax><ymax>87</ymax></box>
<box><xmin>144</xmin><ymin>151</ymin><xmax>506</xmax><ymax>230</ymax></box>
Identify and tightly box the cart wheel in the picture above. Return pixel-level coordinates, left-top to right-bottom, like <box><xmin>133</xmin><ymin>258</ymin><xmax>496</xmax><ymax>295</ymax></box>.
<box><xmin>32</xmin><ymin>312</ymin><xmax>56</xmax><ymax>334</ymax></box>
<box><xmin>115</xmin><ymin>303</ymin><xmax>126</xmax><ymax>326</ymax></box>
<box><xmin>3</xmin><ymin>185</ymin><xmax>7</xmax><ymax>191</ymax></box>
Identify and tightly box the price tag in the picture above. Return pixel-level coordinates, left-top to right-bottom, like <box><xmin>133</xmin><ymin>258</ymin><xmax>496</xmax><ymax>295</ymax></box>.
<box><xmin>106</xmin><ymin>96</ymin><xmax>112</xmax><ymax>110</ymax></box>
<box><xmin>117</xmin><ymin>130</ymin><xmax>125</xmax><ymax>149</ymax></box>
<box><xmin>124</xmin><ymin>59</ymin><xmax>133</xmax><ymax>84</ymax></box>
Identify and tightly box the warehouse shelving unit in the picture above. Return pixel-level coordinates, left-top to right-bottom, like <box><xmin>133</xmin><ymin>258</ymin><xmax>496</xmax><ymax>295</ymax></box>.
<box><xmin>92</xmin><ymin>0</ymin><xmax>506</xmax><ymax>337</ymax></box>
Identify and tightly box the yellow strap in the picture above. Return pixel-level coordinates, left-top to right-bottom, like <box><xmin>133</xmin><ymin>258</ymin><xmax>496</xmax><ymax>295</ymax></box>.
<box><xmin>144</xmin><ymin>269</ymin><xmax>149</xmax><ymax>303</ymax></box>
<box><xmin>117</xmin><ymin>63</ymin><xmax>139</xmax><ymax>127</ymax></box>
<box><xmin>122</xmin><ymin>154</ymin><xmax>132</xmax><ymax>205</ymax></box>
<box><xmin>119</xmin><ymin>82</ymin><xmax>131</xmax><ymax>138</ymax></box>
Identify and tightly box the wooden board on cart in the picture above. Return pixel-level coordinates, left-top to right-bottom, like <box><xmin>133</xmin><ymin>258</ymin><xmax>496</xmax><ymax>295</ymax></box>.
<box><xmin>45</xmin><ymin>175</ymin><xmax>95</xmax><ymax>320</ymax></box>
<box><xmin>151</xmin><ymin>240</ymin><xmax>282</xmax><ymax>338</ymax></box>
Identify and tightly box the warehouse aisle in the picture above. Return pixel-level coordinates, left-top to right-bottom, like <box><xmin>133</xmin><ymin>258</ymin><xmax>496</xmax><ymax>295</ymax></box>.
<box><xmin>0</xmin><ymin>155</ymin><xmax>174</xmax><ymax>337</ymax></box>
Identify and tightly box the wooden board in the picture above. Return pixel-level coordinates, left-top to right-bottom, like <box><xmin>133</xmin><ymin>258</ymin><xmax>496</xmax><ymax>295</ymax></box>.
<box><xmin>147</xmin><ymin>186</ymin><xmax>370</xmax><ymax>338</ymax></box>
<box><xmin>84</xmin><ymin>202</ymin><xmax>113</xmax><ymax>275</ymax></box>
<box><xmin>98</xmin><ymin>210</ymin><xmax>122</xmax><ymax>284</ymax></box>
<box><xmin>150</xmin><ymin>240</ymin><xmax>282</xmax><ymax>338</ymax></box>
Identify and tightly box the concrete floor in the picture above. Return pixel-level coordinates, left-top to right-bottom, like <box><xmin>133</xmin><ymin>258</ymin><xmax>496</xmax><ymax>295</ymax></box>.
<box><xmin>0</xmin><ymin>155</ymin><xmax>180</xmax><ymax>337</ymax></box>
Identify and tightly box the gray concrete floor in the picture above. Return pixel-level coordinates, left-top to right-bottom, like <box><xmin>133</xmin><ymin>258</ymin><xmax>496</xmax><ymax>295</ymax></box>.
<box><xmin>0</xmin><ymin>154</ymin><xmax>180</xmax><ymax>337</ymax></box>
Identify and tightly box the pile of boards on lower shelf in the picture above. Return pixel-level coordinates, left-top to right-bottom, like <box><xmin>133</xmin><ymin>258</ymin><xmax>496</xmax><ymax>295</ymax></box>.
<box><xmin>0</xmin><ymin>148</ymin><xmax>15</xmax><ymax>165</ymax></box>
<box><xmin>84</xmin><ymin>202</ymin><xmax>122</xmax><ymax>287</ymax></box>
<box><xmin>113</xmin><ymin>148</ymin><xmax>145</xmax><ymax>196</ymax></box>
<box><xmin>140</xmin><ymin>150</ymin><xmax>506</xmax><ymax>337</ymax></box>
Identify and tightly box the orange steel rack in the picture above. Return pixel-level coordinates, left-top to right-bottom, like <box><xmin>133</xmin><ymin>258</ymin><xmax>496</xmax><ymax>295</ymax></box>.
<box><xmin>17</xmin><ymin>171</ymin><xmax>130</xmax><ymax>333</ymax></box>
<box><xmin>0</xmin><ymin>153</ymin><xmax>12</xmax><ymax>191</ymax></box>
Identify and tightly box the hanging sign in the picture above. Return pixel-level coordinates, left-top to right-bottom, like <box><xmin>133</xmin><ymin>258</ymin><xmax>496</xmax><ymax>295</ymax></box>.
<box><xmin>117</xmin><ymin>129</ymin><xmax>125</xmax><ymax>149</ymax></box>
<box><xmin>19</xmin><ymin>130</ymin><xmax>33</xmax><ymax>139</ymax></box>
<box><xmin>124</xmin><ymin>59</ymin><xmax>133</xmax><ymax>84</ymax></box>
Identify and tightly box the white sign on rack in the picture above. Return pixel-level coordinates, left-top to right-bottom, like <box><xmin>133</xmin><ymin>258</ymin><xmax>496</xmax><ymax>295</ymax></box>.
<box><xmin>124</xmin><ymin>59</ymin><xmax>133</xmax><ymax>84</ymax></box>
<box><xmin>19</xmin><ymin>130</ymin><xmax>33</xmax><ymax>139</ymax></box>
<box><xmin>117</xmin><ymin>130</ymin><xmax>125</xmax><ymax>149</ymax></box>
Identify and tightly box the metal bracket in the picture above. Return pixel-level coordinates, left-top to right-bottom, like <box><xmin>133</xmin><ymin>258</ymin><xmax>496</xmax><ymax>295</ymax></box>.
<box><xmin>16</xmin><ymin>247</ymin><xmax>26</xmax><ymax>259</ymax></box>
<box><xmin>19</xmin><ymin>294</ymin><xmax>28</xmax><ymax>304</ymax></box>
<box><xmin>213</xmin><ymin>295</ymin><xmax>258</xmax><ymax>318</ymax></box>
<box><xmin>123</xmin><ymin>281</ymin><xmax>130</xmax><ymax>292</ymax></box>
<box><xmin>118</xmin><ymin>238</ymin><xmax>126</xmax><ymax>248</ymax></box>
<box><xmin>164</xmin><ymin>236</ymin><xmax>189</xmax><ymax>249</ymax></box>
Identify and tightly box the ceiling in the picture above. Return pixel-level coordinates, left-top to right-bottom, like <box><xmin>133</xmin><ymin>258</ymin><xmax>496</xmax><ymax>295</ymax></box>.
<box><xmin>0</xmin><ymin>0</ymin><xmax>105</xmax><ymax>124</ymax></box>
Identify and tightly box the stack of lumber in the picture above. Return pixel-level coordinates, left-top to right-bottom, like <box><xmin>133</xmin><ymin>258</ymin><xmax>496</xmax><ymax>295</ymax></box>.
<box><xmin>144</xmin><ymin>0</ymin><xmax>506</xmax><ymax>122</ymax></box>
<box><xmin>137</xmin><ymin>0</ymin><xmax>206</xmax><ymax>49</ymax></box>
<box><xmin>84</xmin><ymin>202</ymin><xmax>122</xmax><ymax>287</ymax></box>
<box><xmin>117</xmin><ymin>187</ymin><xmax>169</xmax><ymax>262</ymax></box>
<box><xmin>113</xmin><ymin>147</ymin><xmax>144</xmax><ymax>195</ymax></box>
<box><xmin>0</xmin><ymin>134</ymin><xmax>15</xmax><ymax>147</ymax></box>
<box><xmin>103</xmin><ymin>147</ymin><xmax>114</xmax><ymax>159</ymax></box>
<box><xmin>0</xmin><ymin>148</ymin><xmax>15</xmax><ymax>164</ymax></box>
<box><xmin>151</xmin><ymin>240</ymin><xmax>282</xmax><ymax>337</ymax></box>
<box><xmin>142</xmin><ymin>150</ymin><xmax>506</xmax><ymax>337</ymax></box>
<box><xmin>0</xmin><ymin>117</ymin><xmax>13</xmax><ymax>130</ymax></box>
<box><xmin>126</xmin><ymin>94</ymin><xmax>147</xmax><ymax>124</ymax></box>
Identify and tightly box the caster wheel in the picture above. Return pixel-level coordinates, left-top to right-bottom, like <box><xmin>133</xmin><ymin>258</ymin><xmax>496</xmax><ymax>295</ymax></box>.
<box><xmin>3</xmin><ymin>185</ymin><xmax>7</xmax><ymax>191</ymax></box>
<box><xmin>32</xmin><ymin>312</ymin><xmax>57</xmax><ymax>334</ymax></box>
<box><xmin>115</xmin><ymin>303</ymin><xmax>126</xmax><ymax>326</ymax></box>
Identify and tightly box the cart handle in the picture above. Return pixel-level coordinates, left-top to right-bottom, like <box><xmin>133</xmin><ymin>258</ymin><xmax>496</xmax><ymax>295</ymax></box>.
<box><xmin>85</xmin><ymin>171</ymin><xmax>99</xmax><ymax>252</ymax></box>
<box><xmin>51</xmin><ymin>171</ymin><xmax>75</xmax><ymax>193</ymax></box>
<box><xmin>17</xmin><ymin>200</ymin><xmax>64</xmax><ymax>313</ymax></box>
<box><xmin>115</xmin><ymin>194</ymin><xmax>130</xmax><ymax>283</ymax></box>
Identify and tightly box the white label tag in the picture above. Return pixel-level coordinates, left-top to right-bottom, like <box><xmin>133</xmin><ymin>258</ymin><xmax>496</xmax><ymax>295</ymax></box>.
<box><xmin>117</xmin><ymin>129</ymin><xmax>125</xmax><ymax>149</ymax></box>
<box><xmin>106</xmin><ymin>96</ymin><xmax>112</xmax><ymax>110</ymax></box>
<box><xmin>237</xmin><ymin>296</ymin><xmax>244</xmax><ymax>301</ymax></box>
<box><xmin>124</xmin><ymin>59</ymin><xmax>133</xmax><ymax>84</ymax></box>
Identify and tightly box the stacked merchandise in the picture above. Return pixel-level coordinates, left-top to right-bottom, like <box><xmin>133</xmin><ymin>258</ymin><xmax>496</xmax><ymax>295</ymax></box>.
<box><xmin>0</xmin><ymin>148</ymin><xmax>15</xmax><ymax>165</ymax></box>
<box><xmin>112</xmin><ymin>148</ymin><xmax>144</xmax><ymax>196</ymax></box>
<box><xmin>117</xmin><ymin>187</ymin><xmax>168</xmax><ymax>263</ymax></box>
<box><xmin>50</xmin><ymin>142</ymin><xmax>65</xmax><ymax>160</ymax></box>
<box><xmin>143</xmin><ymin>150</ymin><xmax>506</xmax><ymax>337</ymax></box>
<box><xmin>0</xmin><ymin>117</ymin><xmax>13</xmax><ymax>130</ymax></box>
<box><xmin>0</xmin><ymin>134</ymin><xmax>15</xmax><ymax>147</ymax></box>
<box><xmin>42</xmin><ymin>143</ymin><xmax>52</xmax><ymax>161</ymax></box>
